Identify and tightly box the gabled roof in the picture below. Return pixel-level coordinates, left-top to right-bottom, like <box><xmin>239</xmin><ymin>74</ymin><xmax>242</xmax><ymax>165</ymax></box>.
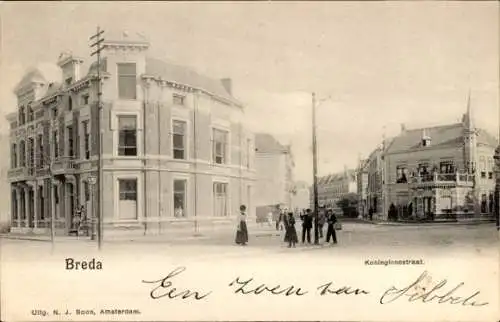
<box><xmin>386</xmin><ymin>122</ymin><xmax>497</xmax><ymax>154</ymax></box>
<box><xmin>387</xmin><ymin>123</ymin><xmax>460</xmax><ymax>154</ymax></box>
<box><xmin>255</xmin><ymin>133</ymin><xmax>288</xmax><ymax>153</ymax></box>
<box><xmin>145</xmin><ymin>57</ymin><xmax>239</xmax><ymax>105</ymax></box>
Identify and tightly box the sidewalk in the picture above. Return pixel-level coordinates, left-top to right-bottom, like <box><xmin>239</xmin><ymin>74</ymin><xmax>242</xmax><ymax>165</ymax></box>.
<box><xmin>0</xmin><ymin>221</ymin><xmax>280</xmax><ymax>243</ymax></box>
<box><xmin>358</xmin><ymin>219</ymin><xmax>496</xmax><ymax>226</ymax></box>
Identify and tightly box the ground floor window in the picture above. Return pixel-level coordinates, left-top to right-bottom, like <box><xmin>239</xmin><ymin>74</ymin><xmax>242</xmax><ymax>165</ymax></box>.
<box><xmin>173</xmin><ymin>179</ymin><xmax>187</xmax><ymax>217</ymax></box>
<box><xmin>118</xmin><ymin>179</ymin><xmax>138</xmax><ymax>220</ymax></box>
<box><xmin>481</xmin><ymin>194</ymin><xmax>487</xmax><ymax>213</ymax></box>
<box><xmin>213</xmin><ymin>182</ymin><xmax>229</xmax><ymax>217</ymax></box>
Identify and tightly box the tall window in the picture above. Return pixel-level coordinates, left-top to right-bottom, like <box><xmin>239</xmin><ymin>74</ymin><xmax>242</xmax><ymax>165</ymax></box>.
<box><xmin>173</xmin><ymin>179</ymin><xmax>187</xmax><ymax>217</ymax></box>
<box><xmin>418</xmin><ymin>163</ymin><xmax>430</xmax><ymax>180</ymax></box>
<box><xmin>172</xmin><ymin>120</ymin><xmax>186</xmax><ymax>160</ymax></box>
<box><xmin>67</xmin><ymin>125</ymin><xmax>74</xmax><ymax>157</ymax></box>
<box><xmin>52</xmin><ymin>106</ymin><xmax>58</xmax><ymax>120</ymax></box>
<box><xmin>68</xmin><ymin>97</ymin><xmax>73</xmax><ymax>111</ymax></box>
<box><xmin>38</xmin><ymin>134</ymin><xmax>44</xmax><ymax>168</ymax></box>
<box><xmin>19</xmin><ymin>140</ymin><xmax>26</xmax><ymax>167</ymax></box>
<box><xmin>213</xmin><ymin>182</ymin><xmax>228</xmax><ymax>217</ymax></box>
<box><xmin>28</xmin><ymin>138</ymin><xmax>34</xmax><ymax>170</ymax></box>
<box><xmin>440</xmin><ymin>161</ymin><xmax>455</xmax><ymax>174</ymax></box>
<box><xmin>117</xmin><ymin>63</ymin><xmax>137</xmax><ymax>99</ymax></box>
<box><xmin>396</xmin><ymin>165</ymin><xmax>408</xmax><ymax>183</ymax></box>
<box><xmin>118</xmin><ymin>179</ymin><xmax>138</xmax><ymax>220</ymax></box>
<box><xmin>19</xmin><ymin>106</ymin><xmax>26</xmax><ymax>125</ymax></box>
<box><xmin>11</xmin><ymin>143</ymin><xmax>17</xmax><ymax>168</ymax></box>
<box><xmin>118</xmin><ymin>115</ymin><xmax>137</xmax><ymax>156</ymax></box>
<box><xmin>53</xmin><ymin>131</ymin><xmax>59</xmax><ymax>159</ymax></box>
<box><xmin>83</xmin><ymin>121</ymin><xmax>90</xmax><ymax>160</ymax></box>
<box><xmin>27</xmin><ymin>105</ymin><xmax>34</xmax><ymax>122</ymax></box>
<box><xmin>212</xmin><ymin>128</ymin><xmax>228</xmax><ymax>164</ymax></box>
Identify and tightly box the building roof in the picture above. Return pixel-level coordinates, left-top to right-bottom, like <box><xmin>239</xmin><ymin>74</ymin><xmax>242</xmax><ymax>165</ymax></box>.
<box><xmin>14</xmin><ymin>63</ymin><xmax>62</xmax><ymax>93</ymax></box>
<box><xmin>385</xmin><ymin>122</ymin><xmax>497</xmax><ymax>154</ymax></box>
<box><xmin>145</xmin><ymin>57</ymin><xmax>239</xmax><ymax>105</ymax></box>
<box><xmin>254</xmin><ymin>133</ymin><xmax>289</xmax><ymax>153</ymax></box>
<box><xmin>317</xmin><ymin>169</ymin><xmax>356</xmax><ymax>185</ymax></box>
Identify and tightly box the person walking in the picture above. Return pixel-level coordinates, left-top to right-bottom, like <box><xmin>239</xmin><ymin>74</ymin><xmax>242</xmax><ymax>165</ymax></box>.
<box><xmin>300</xmin><ymin>209</ymin><xmax>313</xmax><ymax>244</ymax></box>
<box><xmin>285</xmin><ymin>212</ymin><xmax>298</xmax><ymax>248</ymax></box>
<box><xmin>325</xmin><ymin>209</ymin><xmax>338</xmax><ymax>244</ymax></box>
<box><xmin>282</xmin><ymin>210</ymin><xmax>290</xmax><ymax>243</ymax></box>
<box><xmin>235</xmin><ymin>205</ymin><xmax>249</xmax><ymax>246</ymax></box>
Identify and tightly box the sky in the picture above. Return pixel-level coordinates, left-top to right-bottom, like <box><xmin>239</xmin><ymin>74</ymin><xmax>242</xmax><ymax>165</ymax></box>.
<box><xmin>0</xmin><ymin>1</ymin><xmax>498</xmax><ymax>184</ymax></box>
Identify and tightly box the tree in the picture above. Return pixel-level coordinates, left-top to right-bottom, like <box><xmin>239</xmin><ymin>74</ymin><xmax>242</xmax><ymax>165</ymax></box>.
<box><xmin>336</xmin><ymin>193</ymin><xmax>359</xmax><ymax>218</ymax></box>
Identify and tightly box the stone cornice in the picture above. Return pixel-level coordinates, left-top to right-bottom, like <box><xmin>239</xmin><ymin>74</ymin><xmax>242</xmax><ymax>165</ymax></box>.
<box><xmin>140</xmin><ymin>75</ymin><xmax>243</xmax><ymax>108</ymax></box>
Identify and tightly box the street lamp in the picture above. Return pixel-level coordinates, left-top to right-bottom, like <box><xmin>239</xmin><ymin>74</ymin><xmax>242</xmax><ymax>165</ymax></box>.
<box><xmin>87</xmin><ymin>176</ymin><xmax>97</xmax><ymax>241</ymax></box>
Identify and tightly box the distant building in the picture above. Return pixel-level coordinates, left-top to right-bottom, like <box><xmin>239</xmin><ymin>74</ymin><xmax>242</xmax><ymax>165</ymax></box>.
<box><xmin>6</xmin><ymin>32</ymin><xmax>256</xmax><ymax>235</ymax></box>
<box><xmin>356</xmin><ymin>157</ymin><xmax>369</xmax><ymax>218</ymax></box>
<box><xmin>363</xmin><ymin>97</ymin><xmax>497</xmax><ymax>221</ymax></box>
<box><xmin>254</xmin><ymin>133</ymin><xmax>294</xmax><ymax>209</ymax></box>
<box><xmin>310</xmin><ymin>167</ymin><xmax>357</xmax><ymax>214</ymax></box>
<box><xmin>356</xmin><ymin>145</ymin><xmax>388</xmax><ymax>219</ymax></box>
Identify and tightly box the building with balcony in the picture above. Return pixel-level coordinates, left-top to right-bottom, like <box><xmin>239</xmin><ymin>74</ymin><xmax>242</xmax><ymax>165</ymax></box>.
<box><xmin>254</xmin><ymin>133</ymin><xmax>294</xmax><ymax>209</ymax></box>
<box><xmin>369</xmin><ymin>98</ymin><xmax>497</xmax><ymax>221</ymax></box>
<box><xmin>6</xmin><ymin>31</ymin><xmax>256</xmax><ymax>235</ymax></box>
<box><xmin>310</xmin><ymin>167</ymin><xmax>357</xmax><ymax>215</ymax></box>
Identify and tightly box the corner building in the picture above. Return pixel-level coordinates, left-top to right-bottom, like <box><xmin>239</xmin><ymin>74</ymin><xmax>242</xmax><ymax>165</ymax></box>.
<box><xmin>7</xmin><ymin>32</ymin><xmax>256</xmax><ymax>235</ymax></box>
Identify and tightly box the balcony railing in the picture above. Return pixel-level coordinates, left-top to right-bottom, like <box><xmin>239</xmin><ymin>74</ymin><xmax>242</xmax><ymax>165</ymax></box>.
<box><xmin>51</xmin><ymin>156</ymin><xmax>77</xmax><ymax>172</ymax></box>
<box><xmin>408</xmin><ymin>172</ymin><xmax>474</xmax><ymax>186</ymax></box>
<box><xmin>7</xmin><ymin>167</ymin><xmax>35</xmax><ymax>179</ymax></box>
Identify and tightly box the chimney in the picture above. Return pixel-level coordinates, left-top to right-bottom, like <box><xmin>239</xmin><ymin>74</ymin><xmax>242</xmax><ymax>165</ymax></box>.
<box><xmin>57</xmin><ymin>51</ymin><xmax>84</xmax><ymax>84</ymax></box>
<box><xmin>401</xmin><ymin>123</ymin><xmax>406</xmax><ymax>132</ymax></box>
<box><xmin>221</xmin><ymin>78</ymin><xmax>232</xmax><ymax>95</ymax></box>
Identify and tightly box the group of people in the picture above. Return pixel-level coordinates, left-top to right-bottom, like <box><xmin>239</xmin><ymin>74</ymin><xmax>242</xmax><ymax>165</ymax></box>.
<box><xmin>235</xmin><ymin>205</ymin><xmax>339</xmax><ymax>248</ymax></box>
<box><xmin>277</xmin><ymin>208</ymin><xmax>338</xmax><ymax>247</ymax></box>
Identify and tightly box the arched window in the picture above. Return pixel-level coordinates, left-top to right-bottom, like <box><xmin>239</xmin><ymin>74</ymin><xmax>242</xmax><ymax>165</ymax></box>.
<box><xmin>19</xmin><ymin>140</ymin><xmax>26</xmax><ymax>167</ymax></box>
<box><xmin>19</xmin><ymin>106</ymin><xmax>26</xmax><ymax>125</ymax></box>
<box><xmin>68</xmin><ymin>96</ymin><xmax>73</xmax><ymax>111</ymax></box>
<box><xmin>27</xmin><ymin>103</ymin><xmax>34</xmax><ymax>122</ymax></box>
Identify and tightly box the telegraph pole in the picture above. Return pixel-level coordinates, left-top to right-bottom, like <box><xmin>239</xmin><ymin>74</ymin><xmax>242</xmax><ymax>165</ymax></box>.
<box><xmin>90</xmin><ymin>27</ymin><xmax>104</xmax><ymax>250</ymax></box>
<box><xmin>312</xmin><ymin>92</ymin><xmax>320</xmax><ymax>245</ymax></box>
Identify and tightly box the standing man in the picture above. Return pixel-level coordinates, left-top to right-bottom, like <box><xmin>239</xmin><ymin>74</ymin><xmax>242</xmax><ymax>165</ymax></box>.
<box><xmin>300</xmin><ymin>208</ymin><xmax>313</xmax><ymax>244</ymax></box>
<box><xmin>325</xmin><ymin>209</ymin><xmax>338</xmax><ymax>244</ymax></box>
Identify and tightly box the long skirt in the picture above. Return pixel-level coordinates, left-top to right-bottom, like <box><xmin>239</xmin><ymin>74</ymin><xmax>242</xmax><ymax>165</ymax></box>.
<box><xmin>285</xmin><ymin>226</ymin><xmax>298</xmax><ymax>244</ymax></box>
<box><xmin>235</xmin><ymin>221</ymin><xmax>249</xmax><ymax>244</ymax></box>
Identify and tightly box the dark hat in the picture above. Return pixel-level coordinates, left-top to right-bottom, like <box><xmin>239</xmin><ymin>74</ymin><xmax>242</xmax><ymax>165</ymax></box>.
<box><xmin>240</xmin><ymin>204</ymin><xmax>247</xmax><ymax>211</ymax></box>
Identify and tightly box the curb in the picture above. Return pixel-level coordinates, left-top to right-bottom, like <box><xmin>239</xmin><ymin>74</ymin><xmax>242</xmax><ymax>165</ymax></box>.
<box><xmin>0</xmin><ymin>231</ymin><xmax>281</xmax><ymax>243</ymax></box>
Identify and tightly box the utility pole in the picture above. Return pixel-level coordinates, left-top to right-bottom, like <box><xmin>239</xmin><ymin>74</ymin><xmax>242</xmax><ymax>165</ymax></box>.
<box><xmin>90</xmin><ymin>27</ymin><xmax>104</xmax><ymax>250</ymax></box>
<box><xmin>312</xmin><ymin>92</ymin><xmax>319</xmax><ymax>245</ymax></box>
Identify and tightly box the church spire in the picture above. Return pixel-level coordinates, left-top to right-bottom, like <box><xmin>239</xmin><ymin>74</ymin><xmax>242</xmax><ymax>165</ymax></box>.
<box><xmin>464</xmin><ymin>89</ymin><xmax>474</xmax><ymax>130</ymax></box>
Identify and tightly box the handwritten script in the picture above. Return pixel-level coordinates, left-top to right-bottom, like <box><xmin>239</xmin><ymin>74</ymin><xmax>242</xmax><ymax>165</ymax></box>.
<box><xmin>142</xmin><ymin>267</ymin><xmax>488</xmax><ymax>307</ymax></box>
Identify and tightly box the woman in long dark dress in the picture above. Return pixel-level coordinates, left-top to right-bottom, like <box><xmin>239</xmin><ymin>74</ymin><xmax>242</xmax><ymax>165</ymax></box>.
<box><xmin>283</xmin><ymin>210</ymin><xmax>290</xmax><ymax>242</ymax></box>
<box><xmin>235</xmin><ymin>205</ymin><xmax>249</xmax><ymax>246</ymax></box>
<box><xmin>285</xmin><ymin>212</ymin><xmax>298</xmax><ymax>248</ymax></box>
